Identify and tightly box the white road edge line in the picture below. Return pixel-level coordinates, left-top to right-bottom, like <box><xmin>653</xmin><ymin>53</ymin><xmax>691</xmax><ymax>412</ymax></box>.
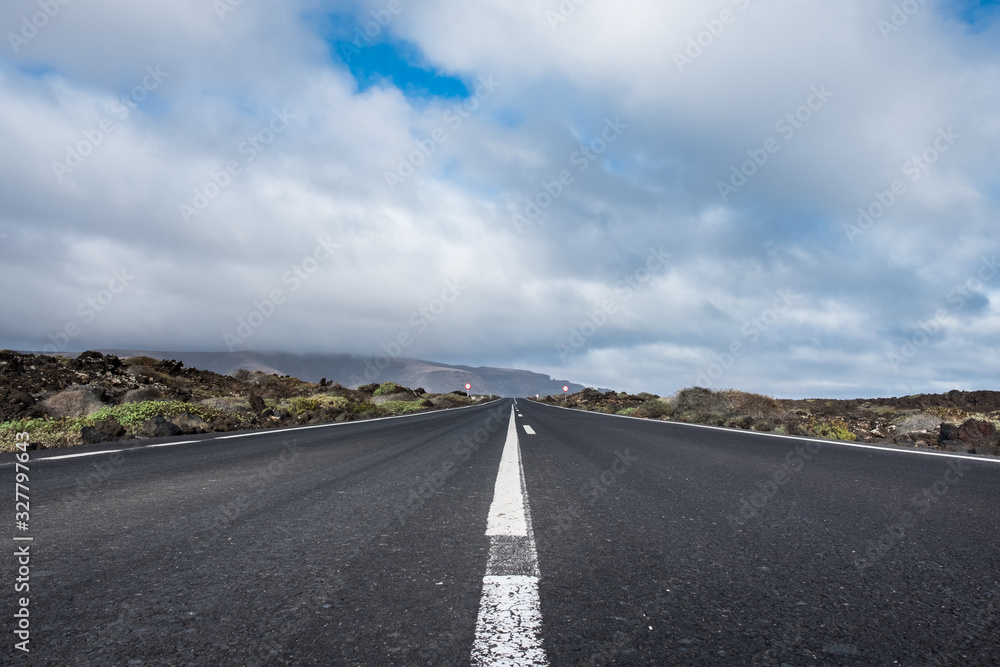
<box><xmin>214</xmin><ymin>398</ymin><xmax>504</xmax><ymax>439</ymax></box>
<box><xmin>472</xmin><ymin>405</ymin><xmax>548</xmax><ymax>666</ymax></box>
<box><xmin>34</xmin><ymin>449</ymin><xmax>124</xmax><ymax>461</ymax></box>
<box><xmin>533</xmin><ymin>401</ymin><xmax>1000</xmax><ymax>464</ymax></box>
<box><xmin>523</xmin><ymin>425</ymin><xmax>536</xmax><ymax>435</ymax></box>
<box><xmin>5</xmin><ymin>399</ymin><xmax>508</xmax><ymax>466</ymax></box>
<box><xmin>147</xmin><ymin>441</ymin><xmax>200</xmax><ymax>448</ymax></box>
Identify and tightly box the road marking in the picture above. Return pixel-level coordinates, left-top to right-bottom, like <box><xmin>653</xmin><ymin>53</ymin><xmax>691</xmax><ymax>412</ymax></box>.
<box><xmin>472</xmin><ymin>405</ymin><xmax>548</xmax><ymax>666</ymax></box>
<box><xmin>474</xmin><ymin>576</ymin><xmax>546</xmax><ymax>665</ymax></box>
<box><xmin>523</xmin><ymin>425</ymin><xmax>535</xmax><ymax>435</ymax></box>
<box><xmin>485</xmin><ymin>410</ymin><xmax>528</xmax><ymax>537</ymax></box>
<box><xmin>213</xmin><ymin>399</ymin><xmax>506</xmax><ymax>439</ymax></box>
<box><xmin>36</xmin><ymin>449</ymin><xmax>123</xmax><ymax>461</ymax></box>
<box><xmin>533</xmin><ymin>402</ymin><xmax>1000</xmax><ymax>464</ymax></box>
<box><xmin>26</xmin><ymin>441</ymin><xmax>195</xmax><ymax>464</ymax></box>
<box><xmin>0</xmin><ymin>401</ymin><xmax>510</xmax><ymax>468</ymax></box>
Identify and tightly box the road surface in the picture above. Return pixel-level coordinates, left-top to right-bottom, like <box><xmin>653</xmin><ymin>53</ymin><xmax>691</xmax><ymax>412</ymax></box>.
<box><xmin>3</xmin><ymin>398</ymin><xmax>998</xmax><ymax>664</ymax></box>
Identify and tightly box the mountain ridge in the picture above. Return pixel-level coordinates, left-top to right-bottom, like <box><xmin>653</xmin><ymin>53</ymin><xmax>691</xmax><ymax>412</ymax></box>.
<box><xmin>93</xmin><ymin>350</ymin><xmax>584</xmax><ymax>398</ymax></box>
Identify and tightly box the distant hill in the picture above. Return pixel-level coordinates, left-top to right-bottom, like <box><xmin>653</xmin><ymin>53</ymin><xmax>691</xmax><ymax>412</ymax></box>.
<box><xmin>97</xmin><ymin>350</ymin><xmax>584</xmax><ymax>397</ymax></box>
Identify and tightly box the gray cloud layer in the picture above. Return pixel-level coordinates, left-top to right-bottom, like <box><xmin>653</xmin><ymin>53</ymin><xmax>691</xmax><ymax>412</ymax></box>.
<box><xmin>1</xmin><ymin>0</ymin><xmax>997</xmax><ymax>398</ymax></box>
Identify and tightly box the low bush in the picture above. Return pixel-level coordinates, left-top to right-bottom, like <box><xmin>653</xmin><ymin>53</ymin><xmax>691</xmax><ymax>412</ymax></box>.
<box><xmin>1</xmin><ymin>417</ymin><xmax>79</xmax><ymax>450</ymax></box>
<box><xmin>895</xmin><ymin>413</ymin><xmax>940</xmax><ymax>433</ymax></box>
<box><xmin>41</xmin><ymin>386</ymin><xmax>106</xmax><ymax>418</ymax></box>
<box><xmin>671</xmin><ymin>387</ymin><xmax>731</xmax><ymax>423</ymax></box>
<box><xmin>373</xmin><ymin>382</ymin><xmax>402</xmax><ymax>397</ymax></box>
<box><xmin>634</xmin><ymin>398</ymin><xmax>672</xmax><ymax>419</ymax></box>
<box><xmin>286</xmin><ymin>396</ymin><xmax>320</xmax><ymax>414</ymax></box>
<box><xmin>199</xmin><ymin>396</ymin><xmax>250</xmax><ymax>411</ymax></box>
<box><xmin>378</xmin><ymin>401</ymin><xmax>426</xmax><ymax>415</ymax></box>
<box><xmin>809</xmin><ymin>418</ymin><xmax>856</xmax><ymax>441</ymax></box>
<box><xmin>87</xmin><ymin>401</ymin><xmax>225</xmax><ymax>429</ymax></box>
<box><xmin>726</xmin><ymin>390</ymin><xmax>783</xmax><ymax>420</ymax></box>
<box><xmin>351</xmin><ymin>402</ymin><xmax>385</xmax><ymax>416</ymax></box>
<box><xmin>284</xmin><ymin>394</ymin><xmax>350</xmax><ymax>415</ymax></box>
<box><xmin>0</xmin><ymin>400</ymin><xmax>232</xmax><ymax>451</ymax></box>
<box><xmin>231</xmin><ymin>368</ymin><xmax>251</xmax><ymax>382</ymax></box>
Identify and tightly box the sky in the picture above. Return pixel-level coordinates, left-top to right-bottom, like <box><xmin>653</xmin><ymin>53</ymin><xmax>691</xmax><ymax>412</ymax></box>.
<box><xmin>1</xmin><ymin>0</ymin><xmax>998</xmax><ymax>399</ymax></box>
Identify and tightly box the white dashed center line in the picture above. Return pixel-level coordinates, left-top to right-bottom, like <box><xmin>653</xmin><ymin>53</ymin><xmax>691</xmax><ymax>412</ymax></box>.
<box><xmin>471</xmin><ymin>405</ymin><xmax>547</xmax><ymax>666</ymax></box>
<box><xmin>522</xmin><ymin>425</ymin><xmax>535</xmax><ymax>435</ymax></box>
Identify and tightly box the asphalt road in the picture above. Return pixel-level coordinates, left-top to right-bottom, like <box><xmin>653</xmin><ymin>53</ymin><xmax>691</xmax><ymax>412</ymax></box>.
<box><xmin>3</xmin><ymin>398</ymin><xmax>999</xmax><ymax>665</ymax></box>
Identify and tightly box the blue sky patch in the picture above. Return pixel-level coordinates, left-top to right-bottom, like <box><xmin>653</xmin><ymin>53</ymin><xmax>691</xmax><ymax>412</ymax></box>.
<box><xmin>943</xmin><ymin>0</ymin><xmax>1000</xmax><ymax>26</ymax></box>
<box><xmin>332</xmin><ymin>38</ymin><xmax>469</xmax><ymax>101</ymax></box>
<box><xmin>13</xmin><ymin>63</ymin><xmax>59</xmax><ymax>79</ymax></box>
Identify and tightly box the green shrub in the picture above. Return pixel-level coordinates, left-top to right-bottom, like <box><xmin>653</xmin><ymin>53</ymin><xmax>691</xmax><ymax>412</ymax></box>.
<box><xmin>810</xmin><ymin>418</ymin><xmax>856</xmax><ymax>441</ymax></box>
<box><xmin>378</xmin><ymin>401</ymin><xmax>426</xmax><ymax>415</ymax></box>
<box><xmin>351</xmin><ymin>402</ymin><xmax>384</xmax><ymax>415</ymax></box>
<box><xmin>0</xmin><ymin>418</ymin><xmax>77</xmax><ymax>450</ymax></box>
<box><xmin>373</xmin><ymin>382</ymin><xmax>402</xmax><ymax>397</ymax></box>
<box><xmin>286</xmin><ymin>397</ymin><xmax>320</xmax><ymax>415</ymax></box>
<box><xmin>617</xmin><ymin>407</ymin><xmax>637</xmax><ymax>416</ymax></box>
<box><xmin>0</xmin><ymin>400</ymin><xmax>231</xmax><ymax>451</ymax></box>
<box><xmin>672</xmin><ymin>387</ymin><xmax>730</xmax><ymax>422</ymax></box>
<box><xmin>324</xmin><ymin>396</ymin><xmax>350</xmax><ymax>411</ymax></box>
<box><xmin>284</xmin><ymin>394</ymin><xmax>350</xmax><ymax>415</ymax></box>
<box><xmin>87</xmin><ymin>400</ymin><xmax>225</xmax><ymax>428</ymax></box>
<box><xmin>635</xmin><ymin>398</ymin><xmax>672</xmax><ymax>419</ymax></box>
<box><xmin>726</xmin><ymin>415</ymin><xmax>754</xmax><ymax>430</ymax></box>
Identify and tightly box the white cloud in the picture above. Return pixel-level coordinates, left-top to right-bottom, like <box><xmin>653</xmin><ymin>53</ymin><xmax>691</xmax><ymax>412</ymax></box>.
<box><xmin>0</xmin><ymin>0</ymin><xmax>997</xmax><ymax>397</ymax></box>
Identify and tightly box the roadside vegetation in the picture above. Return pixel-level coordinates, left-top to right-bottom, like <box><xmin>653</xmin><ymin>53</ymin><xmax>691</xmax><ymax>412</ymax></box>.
<box><xmin>532</xmin><ymin>386</ymin><xmax>1000</xmax><ymax>456</ymax></box>
<box><xmin>0</xmin><ymin>351</ymin><xmax>494</xmax><ymax>452</ymax></box>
